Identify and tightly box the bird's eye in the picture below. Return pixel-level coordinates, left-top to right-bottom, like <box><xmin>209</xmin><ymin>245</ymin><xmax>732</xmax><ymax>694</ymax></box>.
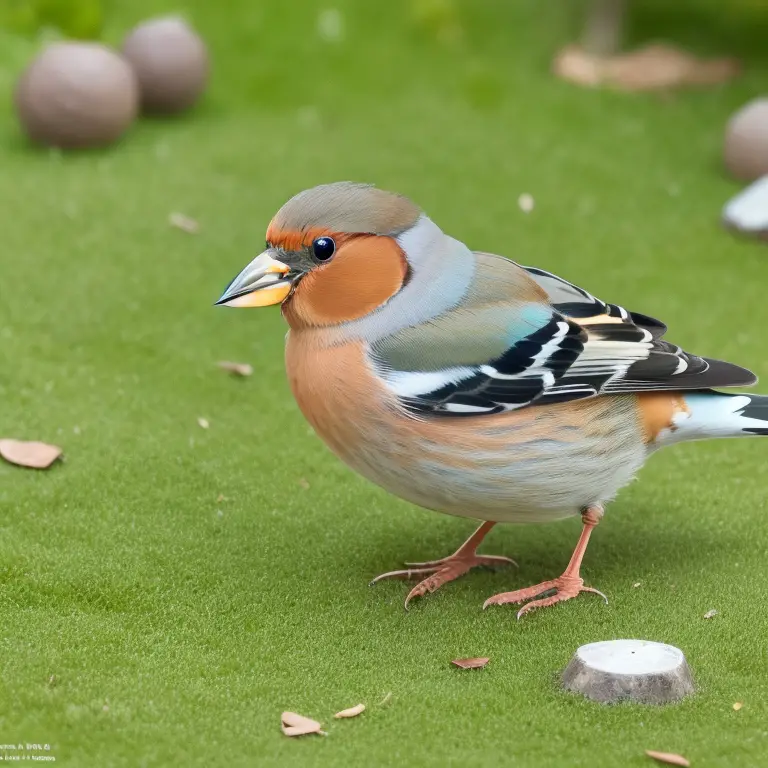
<box><xmin>311</xmin><ymin>237</ymin><xmax>336</xmax><ymax>262</ymax></box>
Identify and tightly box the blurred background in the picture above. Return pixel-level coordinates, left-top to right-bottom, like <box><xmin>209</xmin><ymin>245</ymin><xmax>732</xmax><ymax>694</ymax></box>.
<box><xmin>3</xmin><ymin>1</ymin><xmax>768</xmax><ymax>766</ymax></box>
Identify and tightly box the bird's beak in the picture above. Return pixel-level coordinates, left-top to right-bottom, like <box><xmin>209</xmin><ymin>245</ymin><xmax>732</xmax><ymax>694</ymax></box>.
<box><xmin>215</xmin><ymin>250</ymin><xmax>293</xmax><ymax>308</ymax></box>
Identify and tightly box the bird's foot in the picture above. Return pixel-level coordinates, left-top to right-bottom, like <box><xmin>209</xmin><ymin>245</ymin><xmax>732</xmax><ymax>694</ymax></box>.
<box><xmin>483</xmin><ymin>575</ymin><xmax>607</xmax><ymax>620</ymax></box>
<box><xmin>370</xmin><ymin>552</ymin><xmax>516</xmax><ymax>610</ymax></box>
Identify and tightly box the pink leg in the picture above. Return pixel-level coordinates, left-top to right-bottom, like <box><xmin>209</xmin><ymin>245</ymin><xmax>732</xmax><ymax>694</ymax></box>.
<box><xmin>370</xmin><ymin>521</ymin><xmax>516</xmax><ymax>609</ymax></box>
<box><xmin>483</xmin><ymin>506</ymin><xmax>607</xmax><ymax>619</ymax></box>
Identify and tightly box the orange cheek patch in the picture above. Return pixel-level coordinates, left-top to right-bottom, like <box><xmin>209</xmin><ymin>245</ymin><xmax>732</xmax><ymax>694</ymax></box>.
<box><xmin>287</xmin><ymin>235</ymin><xmax>407</xmax><ymax>327</ymax></box>
<box><xmin>637</xmin><ymin>392</ymin><xmax>690</xmax><ymax>443</ymax></box>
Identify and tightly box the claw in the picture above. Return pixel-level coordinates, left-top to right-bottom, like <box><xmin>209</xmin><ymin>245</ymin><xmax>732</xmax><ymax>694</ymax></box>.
<box><xmin>483</xmin><ymin>580</ymin><xmax>558</xmax><ymax>610</ymax></box>
<box><xmin>369</xmin><ymin>566</ymin><xmax>437</xmax><ymax>586</ymax></box>
<box><xmin>370</xmin><ymin>521</ymin><xmax>514</xmax><ymax>608</ymax></box>
<box><xmin>476</xmin><ymin>554</ymin><xmax>518</xmax><ymax>569</ymax></box>
<box><xmin>484</xmin><ymin>577</ymin><xmax>607</xmax><ymax>618</ymax></box>
<box><xmin>403</xmin><ymin>559</ymin><xmax>447</xmax><ymax>569</ymax></box>
<box><xmin>403</xmin><ymin>554</ymin><xmax>516</xmax><ymax>570</ymax></box>
<box><xmin>485</xmin><ymin>504</ymin><xmax>607</xmax><ymax>619</ymax></box>
<box><xmin>516</xmin><ymin>594</ymin><xmax>565</xmax><ymax>620</ymax></box>
<box><xmin>581</xmin><ymin>586</ymin><xmax>609</xmax><ymax>604</ymax></box>
<box><xmin>404</xmin><ymin>584</ymin><xmax>428</xmax><ymax>611</ymax></box>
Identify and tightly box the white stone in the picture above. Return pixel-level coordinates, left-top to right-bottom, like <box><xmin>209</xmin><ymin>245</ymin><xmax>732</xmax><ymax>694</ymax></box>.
<box><xmin>723</xmin><ymin>175</ymin><xmax>768</xmax><ymax>236</ymax></box>
<box><xmin>579</xmin><ymin>639</ymin><xmax>683</xmax><ymax>674</ymax></box>
<box><xmin>562</xmin><ymin>639</ymin><xmax>694</xmax><ymax>704</ymax></box>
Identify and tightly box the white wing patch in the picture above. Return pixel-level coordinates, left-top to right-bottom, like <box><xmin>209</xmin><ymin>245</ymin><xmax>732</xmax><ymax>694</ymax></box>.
<box><xmin>567</xmin><ymin>332</ymin><xmax>654</xmax><ymax>383</ymax></box>
<box><xmin>383</xmin><ymin>367</ymin><xmax>476</xmax><ymax>398</ymax></box>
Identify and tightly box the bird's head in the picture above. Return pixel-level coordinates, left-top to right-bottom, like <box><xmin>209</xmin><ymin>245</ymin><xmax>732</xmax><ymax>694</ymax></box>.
<box><xmin>216</xmin><ymin>182</ymin><xmax>430</xmax><ymax>329</ymax></box>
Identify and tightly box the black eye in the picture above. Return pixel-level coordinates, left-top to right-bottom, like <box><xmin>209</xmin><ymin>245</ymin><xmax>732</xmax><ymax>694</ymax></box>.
<box><xmin>312</xmin><ymin>237</ymin><xmax>336</xmax><ymax>262</ymax></box>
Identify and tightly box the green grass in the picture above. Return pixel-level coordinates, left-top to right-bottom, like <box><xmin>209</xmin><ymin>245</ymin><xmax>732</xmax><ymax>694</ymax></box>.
<box><xmin>2</xmin><ymin>0</ymin><xmax>768</xmax><ymax>765</ymax></box>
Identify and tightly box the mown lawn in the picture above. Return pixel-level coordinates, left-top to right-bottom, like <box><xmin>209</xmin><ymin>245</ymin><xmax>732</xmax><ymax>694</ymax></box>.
<box><xmin>2</xmin><ymin>1</ymin><xmax>768</xmax><ymax>765</ymax></box>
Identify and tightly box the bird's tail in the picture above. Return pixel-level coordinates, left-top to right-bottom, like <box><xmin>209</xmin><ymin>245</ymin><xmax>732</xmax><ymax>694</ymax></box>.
<box><xmin>655</xmin><ymin>391</ymin><xmax>768</xmax><ymax>448</ymax></box>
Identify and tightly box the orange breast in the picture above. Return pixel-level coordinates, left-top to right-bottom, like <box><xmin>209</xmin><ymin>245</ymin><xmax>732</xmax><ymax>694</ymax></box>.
<box><xmin>284</xmin><ymin>331</ymin><xmax>649</xmax><ymax>523</ymax></box>
<box><xmin>284</xmin><ymin>332</ymin><xmax>389</xmax><ymax>465</ymax></box>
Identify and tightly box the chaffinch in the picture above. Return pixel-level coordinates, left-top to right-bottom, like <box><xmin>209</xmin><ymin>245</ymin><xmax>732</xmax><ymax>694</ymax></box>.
<box><xmin>217</xmin><ymin>182</ymin><xmax>766</xmax><ymax>618</ymax></box>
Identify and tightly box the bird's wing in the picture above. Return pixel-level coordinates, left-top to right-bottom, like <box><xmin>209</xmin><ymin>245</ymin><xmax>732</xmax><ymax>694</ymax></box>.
<box><xmin>518</xmin><ymin>261</ymin><xmax>668</xmax><ymax>339</ymax></box>
<box><xmin>371</xmin><ymin>255</ymin><xmax>756</xmax><ymax>417</ymax></box>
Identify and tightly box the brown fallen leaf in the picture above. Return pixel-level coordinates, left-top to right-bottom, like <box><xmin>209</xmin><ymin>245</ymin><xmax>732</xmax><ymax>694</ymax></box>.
<box><xmin>0</xmin><ymin>439</ymin><xmax>62</xmax><ymax>469</ymax></box>
<box><xmin>645</xmin><ymin>750</ymin><xmax>690</xmax><ymax>767</ymax></box>
<box><xmin>334</xmin><ymin>703</ymin><xmax>365</xmax><ymax>719</ymax></box>
<box><xmin>553</xmin><ymin>43</ymin><xmax>739</xmax><ymax>92</ymax></box>
<box><xmin>553</xmin><ymin>45</ymin><xmax>602</xmax><ymax>87</ymax></box>
<box><xmin>733</xmin><ymin>702</ymin><xmax>743</xmax><ymax>711</ymax></box>
<box><xmin>281</xmin><ymin>711</ymin><xmax>325</xmax><ymax>737</ymax></box>
<box><xmin>169</xmin><ymin>212</ymin><xmax>199</xmax><ymax>234</ymax></box>
<box><xmin>703</xmin><ymin>609</ymin><xmax>718</xmax><ymax>619</ymax></box>
<box><xmin>217</xmin><ymin>361</ymin><xmax>253</xmax><ymax>377</ymax></box>
<box><xmin>451</xmin><ymin>657</ymin><xmax>490</xmax><ymax>670</ymax></box>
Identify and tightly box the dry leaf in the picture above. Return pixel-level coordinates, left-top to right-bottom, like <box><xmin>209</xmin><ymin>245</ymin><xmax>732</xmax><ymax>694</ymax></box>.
<box><xmin>169</xmin><ymin>212</ymin><xmax>199</xmax><ymax>234</ymax></box>
<box><xmin>217</xmin><ymin>361</ymin><xmax>253</xmax><ymax>377</ymax></box>
<box><xmin>298</xmin><ymin>478</ymin><xmax>310</xmax><ymax>490</ymax></box>
<box><xmin>451</xmin><ymin>657</ymin><xmax>490</xmax><ymax>669</ymax></box>
<box><xmin>197</xmin><ymin>417</ymin><xmax>209</xmax><ymax>429</ymax></box>
<box><xmin>377</xmin><ymin>691</ymin><xmax>393</xmax><ymax>706</ymax></box>
<box><xmin>703</xmin><ymin>609</ymin><xmax>718</xmax><ymax>619</ymax></box>
<box><xmin>334</xmin><ymin>703</ymin><xmax>365</xmax><ymax>719</ymax></box>
<box><xmin>733</xmin><ymin>702</ymin><xmax>743</xmax><ymax>711</ymax></box>
<box><xmin>553</xmin><ymin>45</ymin><xmax>601</xmax><ymax>86</ymax></box>
<box><xmin>645</xmin><ymin>750</ymin><xmax>690</xmax><ymax>767</ymax></box>
<box><xmin>0</xmin><ymin>439</ymin><xmax>62</xmax><ymax>469</ymax></box>
<box><xmin>281</xmin><ymin>711</ymin><xmax>325</xmax><ymax>737</ymax></box>
<box><xmin>553</xmin><ymin>43</ymin><xmax>739</xmax><ymax>92</ymax></box>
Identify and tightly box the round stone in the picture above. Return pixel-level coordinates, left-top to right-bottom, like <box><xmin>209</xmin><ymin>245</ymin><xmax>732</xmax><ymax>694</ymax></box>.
<box><xmin>562</xmin><ymin>639</ymin><xmax>695</xmax><ymax>704</ymax></box>
<box><xmin>724</xmin><ymin>98</ymin><xmax>768</xmax><ymax>182</ymax></box>
<box><xmin>121</xmin><ymin>16</ymin><xmax>209</xmax><ymax>115</ymax></box>
<box><xmin>15</xmin><ymin>42</ymin><xmax>138</xmax><ymax>149</ymax></box>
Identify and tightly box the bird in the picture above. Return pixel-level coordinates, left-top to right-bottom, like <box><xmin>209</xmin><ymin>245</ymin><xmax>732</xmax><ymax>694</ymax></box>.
<box><xmin>216</xmin><ymin>181</ymin><xmax>768</xmax><ymax>618</ymax></box>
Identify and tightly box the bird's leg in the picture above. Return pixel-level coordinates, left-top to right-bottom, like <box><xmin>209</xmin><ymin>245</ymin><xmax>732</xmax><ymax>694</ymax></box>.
<box><xmin>483</xmin><ymin>505</ymin><xmax>607</xmax><ymax>619</ymax></box>
<box><xmin>370</xmin><ymin>521</ymin><xmax>516</xmax><ymax>609</ymax></box>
